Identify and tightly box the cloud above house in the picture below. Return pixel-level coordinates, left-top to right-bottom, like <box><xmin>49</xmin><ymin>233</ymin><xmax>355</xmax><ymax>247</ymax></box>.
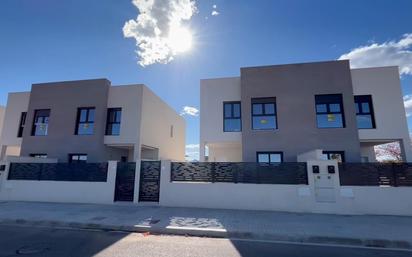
<box><xmin>211</xmin><ymin>4</ymin><xmax>219</xmax><ymax>16</ymax></box>
<box><xmin>185</xmin><ymin>144</ymin><xmax>199</xmax><ymax>161</ymax></box>
<box><xmin>180</xmin><ymin>106</ymin><xmax>199</xmax><ymax>116</ymax></box>
<box><xmin>403</xmin><ymin>94</ymin><xmax>412</xmax><ymax>117</ymax></box>
<box><xmin>123</xmin><ymin>0</ymin><xmax>197</xmax><ymax>66</ymax></box>
<box><xmin>338</xmin><ymin>33</ymin><xmax>412</xmax><ymax>76</ymax></box>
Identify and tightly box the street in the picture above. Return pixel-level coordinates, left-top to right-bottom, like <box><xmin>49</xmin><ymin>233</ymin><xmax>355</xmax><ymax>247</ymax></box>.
<box><xmin>0</xmin><ymin>225</ymin><xmax>410</xmax><ymax>257</ymax></box>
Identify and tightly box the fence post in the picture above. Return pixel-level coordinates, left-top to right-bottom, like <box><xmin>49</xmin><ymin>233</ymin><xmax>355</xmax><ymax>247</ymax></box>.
<box><xmin>159</xmin><ymin>160</ymin><xmax>171</xmax><ymax>206</ymax></box>
<box><xmin>211</xmin><ymin>162</ymin><xmax>216</xmax><ymax>183</ymax></box>
<box><xmin>234</xmin><ymin>164</ymin><xmax>238</xmax><ymax>183</ymax></box>
<box><xmin>133</xmin><ymin>160</ymin><xmax>141</xmax><ymax>204</ymax></box>
<box><xmin>392</xmin><ymin>163</ymin><xmax>398</xmax><ymax>187</ymax></box>
<box><xmin>38</xmin><ymin>163</ymin><xmax>43</xmax><ymax>181</ymax></box>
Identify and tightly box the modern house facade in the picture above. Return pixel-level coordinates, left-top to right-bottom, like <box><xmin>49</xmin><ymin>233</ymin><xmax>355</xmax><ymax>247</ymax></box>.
<box><xmin>0</xmin><ymin>79</ymin><xmax>185</xmax><ymax>162</ymax></box>
<box><xmin>0</xmin><ymin>106</ymin><xmax>5</xmax><ymax>143</ymax></box>
<box><xmin>200</xmin><ymin>60</ymin><xmax>412</xmax><ymax>163</ymax></box>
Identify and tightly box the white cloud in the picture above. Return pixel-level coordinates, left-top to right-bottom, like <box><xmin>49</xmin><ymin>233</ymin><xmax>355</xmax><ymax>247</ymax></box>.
<box><xmin>180</xmin><ymin>106</ymin><xmax>199</xmax><ymax>116</ymax></box>
<box><xmin>338</xmin><ymin>33</ymin><xmax>412</xmax><ymax>75</ymax></box>
<box><xmin>404</xmin><ymin>94</ymin><xmax>412</xmax><ymax>117</ymax></box>
<box><xmin>123</xmin><ymin>0</ymin><xmax>197</xmax><ymax>66</ymax></box>
<box><xmin>211</xmin><ymin>4</ymin><xmax>219</xmax><ymax>16</ymax></box>
<box><xmin>185</xmin><ymin>144</ymin><xmax>199</xmax><ymax>161</ymax></box>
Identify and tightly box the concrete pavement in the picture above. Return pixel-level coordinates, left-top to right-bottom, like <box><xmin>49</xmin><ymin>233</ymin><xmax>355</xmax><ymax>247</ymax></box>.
<box><xmin>1</xmin><ymin>225</ymin><xmax>411</xmax><ymax>257</ymax></box>
<box><xmin>0</xmin><ymin>201</ymin><xmax>412</xmax><ymax>250</ymax></box>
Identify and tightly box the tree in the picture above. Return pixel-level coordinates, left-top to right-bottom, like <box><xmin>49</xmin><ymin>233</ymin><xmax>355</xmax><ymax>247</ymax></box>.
<box><xmin>375</xmin><ymin>142</ymin><xmax>402</xmax><ymax>162</ymax></box>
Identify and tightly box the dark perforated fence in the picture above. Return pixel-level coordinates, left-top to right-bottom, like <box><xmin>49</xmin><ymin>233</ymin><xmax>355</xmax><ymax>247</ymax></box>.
<box><xmin>8</xmin><ymin>163</ymin><xmax>108</xmax><ymax>182</ymax></box>
<box><xmin>171</xmin><ymin>162</ymin><xmax>308</xmax><ymax>185</ymax></box>
<box><xmin>339</xmin><ymin>163</ymin><xmax>412</xmax><ymax>187</ymax></box>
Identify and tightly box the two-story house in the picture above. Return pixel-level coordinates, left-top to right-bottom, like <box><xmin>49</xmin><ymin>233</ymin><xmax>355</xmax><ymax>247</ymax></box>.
<box><xmin>200</xmin><ymin>60</ymin><xmax>412</xmax><ymax>163</ymax></box>
<box><xmin>0</xmin><ymin>79</ymin><xmax>185</xmax><ymax>162</ymax></box>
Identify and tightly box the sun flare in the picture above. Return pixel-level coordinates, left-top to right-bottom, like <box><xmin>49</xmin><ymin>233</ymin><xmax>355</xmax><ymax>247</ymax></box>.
<box><xmin>168</xmin><ymin>26</ymin><xmax>193</xmax><ymax>53</ymax></box>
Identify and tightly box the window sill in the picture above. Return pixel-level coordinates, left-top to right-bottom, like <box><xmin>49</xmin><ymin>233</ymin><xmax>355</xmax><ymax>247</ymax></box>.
<box><xmin>317</xmin><ymin>127</ymin><xmax>346</xmax><ymax>129</ymax></box>
<box><xmin>251</xmin><ymin>128</ymin><xmax>278</xmax><ymax>131</ymax></box>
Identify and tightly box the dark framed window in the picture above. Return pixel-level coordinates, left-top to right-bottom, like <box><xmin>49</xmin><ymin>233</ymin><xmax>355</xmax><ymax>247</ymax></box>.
<box><xmin>106</xmin><ymin>108</ymin><xmax>121</xmax><ymax>136</ymax></box>
<box><xmin>354</xmin><ymin>95</ymin><xmax>376</xmax><ymax>129</ymax></box>
<box><xmin>31</xmin><ymin>109</ymin><xmax>50</xmax><ymax>136</ymax></box>
<box><xmin>17</xmin><ymin>112</ymin><xmax>27</xmax><ymax>137</ymax></box>
<box><xmin>252</xmin><ymin>98</ymin><xmax>277</xmax><ymax>130</ymax></box>
<box><xmin>75</xmin><ymin>107</ymin><xmax>95</xmax><ymax>135</ymax></box>
<box><xmin>322</xmin><ymin>151</ymin><xmax>345</xmax><ymax>163</ymax></box>
<box><xmin>256</xmin><ymin>151</ymin><xmax>283</xmax><ymax>163</ymax></box>
<box><xmin>69</xmin><ymin>154</ymin><xmax>87</xmax><ymax>163</ymax></box>
<box><xmin>223</xmin><ymin>102</ymin><xmax>241</xmax><ymax>132</ymax></box>
<box><xmin>29</xmin><ymin>153</ymin><xmax>47</xmax><ymax>158</ymax></box>
<box><xmin>315</xmin><ymin>94</ymin><xmax>345</xmax><ymax>128</ymax></box>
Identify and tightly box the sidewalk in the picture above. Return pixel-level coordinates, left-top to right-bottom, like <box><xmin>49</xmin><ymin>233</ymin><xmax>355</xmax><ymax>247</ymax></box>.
<box><xmin>0</xmin><ymin>201</ymin><xmax>411</xmax><ymax>249</ymax></box>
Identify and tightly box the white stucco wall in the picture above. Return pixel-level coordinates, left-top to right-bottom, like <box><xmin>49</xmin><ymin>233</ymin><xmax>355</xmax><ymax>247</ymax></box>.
<box><xmin>351</xmin><ymin>67</ymin><xmax>412</xmax><ymax>160</ymax></box>
<box><xmin>339</xmin><ymin>186</ymin><xmax>412</xmax><ymax>216</ymax></box>
<box><xmin>208</xmin><ymin>143</ymin><xmax>242</xmax><ymax>162</ymax></box>
<box><xmin>0</xmin><ymin>106</ymin><xmax>5</xmax><ymax>145</ymax></box>
<box><xmin>0</xmin><ymin>160</ymin><xmax>117</xmax><ymax>204</ymax></box>
<box><xmin>140</xmin><ymin>86</ymin><xmax>185</xmax><ymax>161</ymax></box>
<box><xmin>360</xmin><ymin>143</ymin><xmax>377</xmax><ymax>162</ymax></box>
<box><xmin>0</xmin><ymin>92</ymin><xmax>30</xmax><ymax>147</ymax></box>
<box><xmin>160</xmin><ymin>160</ymin><xmax>412</xmax><ymax>216</ymax></box>
<box><xmin>160</xmin><ymin>161</ymin><xmax>312</xmax><ymax>211</ymax></box>
<box><xmin>200</xmin><ymin>77</ymin><xmax>242</xmax><ymax>161</ymax></box>
<box><xmin>104</xmin><ymin>85</ymin><xmax>143</xmax><ymax>148</ymax></box>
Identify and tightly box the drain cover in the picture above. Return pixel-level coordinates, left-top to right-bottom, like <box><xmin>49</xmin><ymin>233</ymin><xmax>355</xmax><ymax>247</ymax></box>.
<box><xmin>16</xmin><ymin>244</ymin><xmax>49</xmax><ymax>255</ymax></box>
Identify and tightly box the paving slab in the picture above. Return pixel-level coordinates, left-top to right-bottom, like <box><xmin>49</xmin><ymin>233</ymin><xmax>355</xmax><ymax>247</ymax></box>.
<box><xmin>0</xmin><ymin>201</ymin><xmax>411</xmax><ymax>249</ymax></box>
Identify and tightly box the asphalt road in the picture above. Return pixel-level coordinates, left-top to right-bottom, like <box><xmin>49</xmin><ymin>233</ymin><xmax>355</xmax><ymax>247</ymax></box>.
<box><xmin>0</xmin><ymin>225</ymin><xmax>411</xmax><ymax>257</ymax></box>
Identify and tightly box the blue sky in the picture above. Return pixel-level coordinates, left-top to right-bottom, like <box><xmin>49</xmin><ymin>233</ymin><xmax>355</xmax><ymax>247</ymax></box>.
<box><xmin>1</xmin><ymin>0</ymin><xmax>411</xmax><ymax>159</ymax></box>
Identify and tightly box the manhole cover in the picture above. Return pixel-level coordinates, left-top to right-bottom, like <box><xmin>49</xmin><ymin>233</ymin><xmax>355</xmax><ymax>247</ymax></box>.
<box><xmin>16</xmin><ymin>244</ymin><xmax>49</xmax><ymax>255</ymax></box>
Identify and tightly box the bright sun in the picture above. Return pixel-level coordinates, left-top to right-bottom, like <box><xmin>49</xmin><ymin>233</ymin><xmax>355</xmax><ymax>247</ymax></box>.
<box><xmin>168</xmin><ymin>26</ymin><xmax>193</xmax><ymax>53</ymax></box>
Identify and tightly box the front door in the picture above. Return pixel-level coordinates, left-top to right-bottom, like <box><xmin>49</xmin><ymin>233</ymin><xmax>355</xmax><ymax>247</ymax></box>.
<box><xmin>138</xmin><ymin>161</ymin><xmax>161</xmax><ymax>202</ymax></box>
<box><xmin>114</xmin><ymin>162</ymin><xmax>136</xmax><ymax>202</ymax></box>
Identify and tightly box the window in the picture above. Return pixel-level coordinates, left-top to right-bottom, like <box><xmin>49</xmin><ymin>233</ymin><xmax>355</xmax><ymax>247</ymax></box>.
<box><xmin>354</xmin><ymin>95</ymin><xmax>376</xmax><ymax>129</ymax></box>
<box><xmin>32</xmin><ymin>109</ymin><xmax>50</xmax><ymax>136</ymax></box>
<box><xmin>252</xmin><ymin>98</ymin><xmax>277</xmax><ymax>130</ymax></box>
<box><xmin>69</xmin><ymin>154</ymin><xmax>87</xmax><ymax>163</ymax></box>
<box><xmin>257</xmin><ymin>152</ymin><xmax>283</xmax><ymax>163</ymax></box>
<box><xmin>170</xmin><ymin>125</ymin><xmax>174</xmax><ymax>138</ymax></box>
<box><xmin>315</xmin><ymin>94</ymin><xmax>345</xmax><ymax>128</ymax></box>
<box><xmin>76</xmin><ymin>107</ymin><xmax>95</xmax><ymax>135</ymax></box>
<box><xmin>17</xmin><ymin>112</ymin><xmax>27</xmax><ymax>137</ymax></box>
<box><xmin>29</xmin><ymin>153</ymin><xmax>47</xmax><ymax>158</ymax></box>
<box><xmin>223</xmin><ymin>102</ymin><xmax>241</xmax><ymax>132</ymax></box>
<box><xmin>322</xmin><ymin>151</ymin><xmax>345</xmax><ymax>162</ymax></box>
<box><xmin>105</xmin><ymin>108</ymin><xmax>121</xmax><ymax>135</ymax></box>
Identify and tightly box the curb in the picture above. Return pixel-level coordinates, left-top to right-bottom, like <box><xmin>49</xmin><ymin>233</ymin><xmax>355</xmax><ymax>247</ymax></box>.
<box><xmin>1</xmin><ymin>218</ymin><xmax>411</xmax><ymax>250</ymax></box>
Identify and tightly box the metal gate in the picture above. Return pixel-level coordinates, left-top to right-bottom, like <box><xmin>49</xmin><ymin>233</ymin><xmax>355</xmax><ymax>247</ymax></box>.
<box><xmin>139</xmin><ymin>161</ymin><xmax>161</xmax><ymax>202</ymax></box>
<box><xmin>114</xmin><ymin>162</ymin><xmax>136</xmax><ymax>202</ymax></box>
